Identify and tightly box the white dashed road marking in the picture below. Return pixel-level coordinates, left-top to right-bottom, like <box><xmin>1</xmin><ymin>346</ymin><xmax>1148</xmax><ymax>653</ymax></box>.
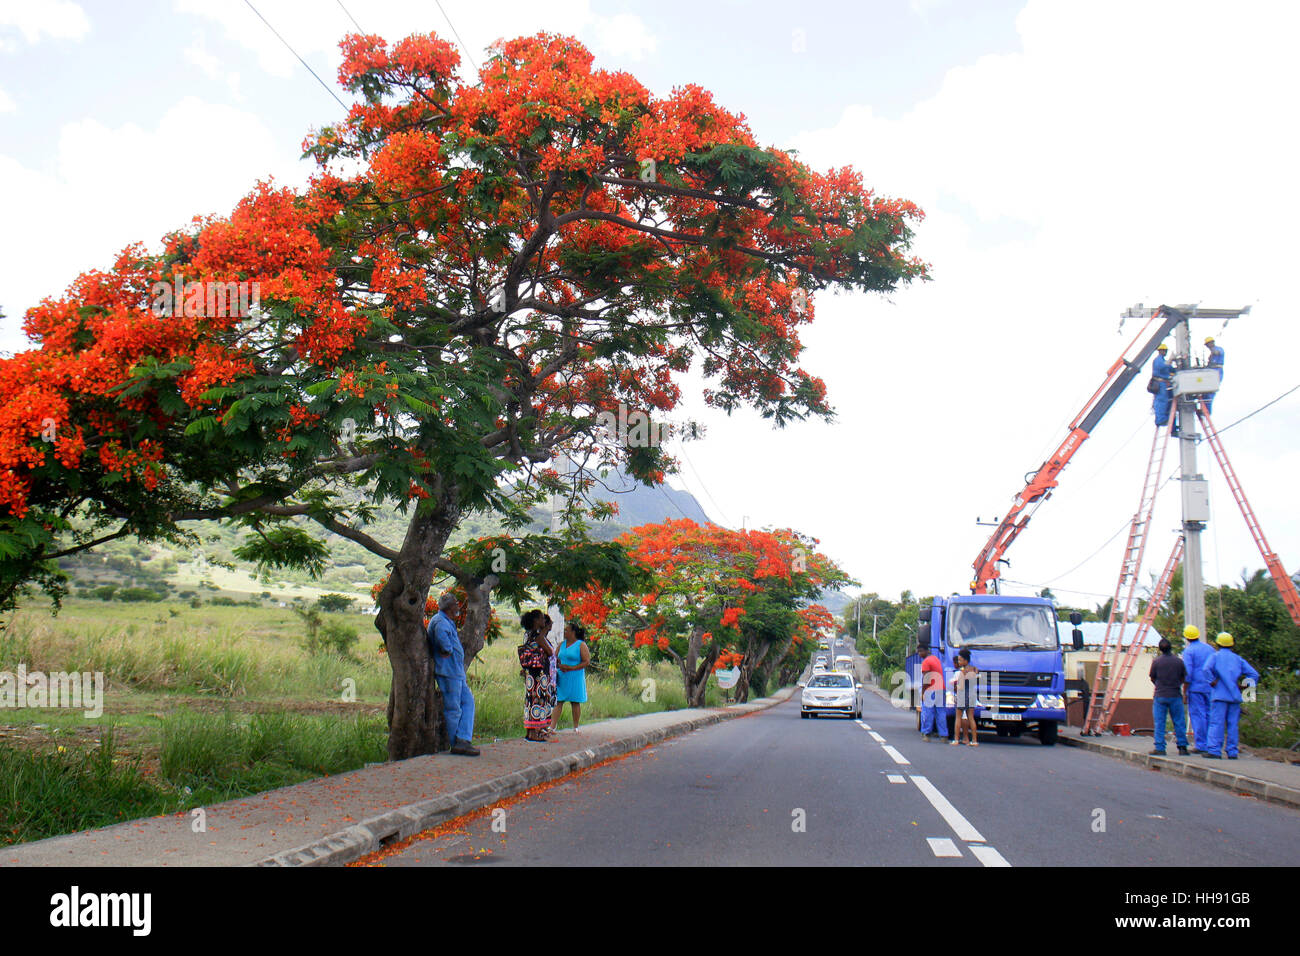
<box><xmin>881</xmin><ymin>745</ymin><xmax>910</xmax><ymax>765</ymax></box>
<box><xmin>970</xmin><ymin>845</ymin><xmax>1011</xmax><ymax>867</ymax></box>
<box><xmin>910</xmin><ymin>775</ymin><xmax>986</xmax><ymax>843</ymax></box>
<box><xmin>926</xmin><ymin>837</ymin><xmax>961</xmax><ymax>858</ymax></box>
<box><xmin>853</xmin><ymin>704</ymin><xmax>1011</xmax><ymax>866</ymax></box>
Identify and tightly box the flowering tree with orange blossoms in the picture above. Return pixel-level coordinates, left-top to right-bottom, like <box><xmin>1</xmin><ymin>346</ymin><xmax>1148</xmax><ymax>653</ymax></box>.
<box><xmin>565</xmin><ymin>519</ymin><xmax>849</xmax><ymax>705</ymax></box>
<box><xmin>0</xmin><ymin>32</ymin><xmax>923</xmax><ymax>759</ymax></box>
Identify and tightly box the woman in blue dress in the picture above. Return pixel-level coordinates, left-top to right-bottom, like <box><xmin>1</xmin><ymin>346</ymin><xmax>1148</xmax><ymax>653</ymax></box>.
<box><xmin>555</xmin><ymin>621</ymin><xmax>591</xmax><ymax>732</ymax></box>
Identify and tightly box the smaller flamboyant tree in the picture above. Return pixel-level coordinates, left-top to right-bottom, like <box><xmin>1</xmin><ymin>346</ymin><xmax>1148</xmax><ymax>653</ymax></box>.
<box><xmin>565</xmin><ymin>519</ymin><xmax>848</xmax><ymax>705</ymax></box>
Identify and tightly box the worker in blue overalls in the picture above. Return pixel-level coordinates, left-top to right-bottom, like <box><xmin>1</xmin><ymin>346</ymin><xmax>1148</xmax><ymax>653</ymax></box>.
<box><xmin>1204</xmin><ymin>336</ymin><xmax>1224</xmax><ymax>413</ymax></box>
<box><xmin>1151</xmin><ymin>343</ymin><xmax>1176</xmax><ymax>430</ymax></box>
<box><xmin>1199</xmin><ymin>632</ymin><xmax>1259</xmax><ymax>760</ymax></box>
<box><xmin>1180</xmin><ymin>624</ymin><xmax>1213</xmax><ymax>753</ymax></box>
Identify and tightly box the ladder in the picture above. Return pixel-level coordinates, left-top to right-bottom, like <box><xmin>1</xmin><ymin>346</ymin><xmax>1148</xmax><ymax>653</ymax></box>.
<box><xmin>1095</xmin><ymin>535</ymin><xmax>1184</xmax><ymax>733</ymax></box>
<box><xmin>1196</xmin><ymin>405</ymin><xmax>1300</xmax><ymax>626</ymax></box>
<box><xmin>1083</xmin><ymin>409</ymin><xmax>1176</xmax><ymax>734</ymax></box>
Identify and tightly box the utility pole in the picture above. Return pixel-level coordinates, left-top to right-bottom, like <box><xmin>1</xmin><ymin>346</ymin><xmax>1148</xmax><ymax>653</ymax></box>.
<box><xmin>1162</xmin><ymin>305</ymin><xmax>1251</xmax><ymax>638</ymax></box>
<box><xmin>1173</xmin><ymin>318</ymin><xmax>1207</xmax><ymax>637</ymax></box>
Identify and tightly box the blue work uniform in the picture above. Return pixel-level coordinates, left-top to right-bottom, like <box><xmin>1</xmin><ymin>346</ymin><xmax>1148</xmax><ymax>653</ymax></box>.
<box><xmin>1152</xmin><ymin>354</ymin><xmax>1176</xmax><ymax>427</ymax></box>
<box><xmin>427</xmin><ymin>610</ymin><xmax>475</xmax><ymax>746</ymax></box>
<box><xmin>1205</xmin><ymin>344</ymin><xmax>1224</xmax><ymax>412</ymax></box>
<box><xmin>1200</xmin><ymin>648</ymin><xmax>1259</xmax><ymax>758</ymax></box>
<box><xmin>1181</xmin><ymin>638</ymin><xmax>1214</xmax><ymax>751</ymax></box>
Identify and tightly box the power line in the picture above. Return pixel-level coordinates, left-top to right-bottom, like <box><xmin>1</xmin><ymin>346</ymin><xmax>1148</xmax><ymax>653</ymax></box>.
<box><xmin>1214</xmin><ymin>381</ymin><xmax>1300</xmax><ymax>436</ymax></box>
<box><xmin>656</xmin><ymin>483</ymin><xmax>693</xmax><ymax>522</ymax></box>
<box><xmin>1038</xmin><ymin>470</ymin><xmax>1181</xmax><ymax>585</ymax></box>
<box><xmin>1000</xmin><ymin>579</ymin><xmax>1116</xmax><ymax>601</ymax></box>
<box><xmin>244</xmin><ymin>0</ymin><xmax>349</xmax><ymax>111</ymax></box>
<box><xmin>1039</xmin><ymin>517</ymin><xmax>1131</xmax><ymax>585</ymax></box>
<box><xmin>677</xmin><ymin>443</ymin><xmax>733</xmax><ymax>528</ymax></box>
<box><xmin>434</xmin><ymin>0</ymin><xmax>479</xmax><ymax>71</ymax></box>
<box><xmin>336</xmin><ymin>0</ymin><xmax>364</xmax><ymax>33</ymax></box>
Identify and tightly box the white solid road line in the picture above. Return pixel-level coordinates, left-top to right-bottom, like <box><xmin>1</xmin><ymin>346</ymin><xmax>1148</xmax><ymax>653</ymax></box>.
<box><xmin>910</xmin><ymin>775</ymin><xmax>986</xmax><ymax>844</ymax></box>
<box><xmin>926</xmin><ymin>837</ymin><xmax>961</xmax><ymax>858</ymax></box>
<box><xmin>969</xmin><ymin>845</ymin><xmax>1011</xmax><ymax>867</ymax></box>
<box><xmin>881</xmin><ymin>745</ymin><xmax>910</xmax><ymax>765</ymax></box>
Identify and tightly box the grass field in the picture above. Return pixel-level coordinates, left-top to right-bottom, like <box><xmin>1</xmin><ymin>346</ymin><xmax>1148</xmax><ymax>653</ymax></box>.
<box><xmin>0</xmin><ymin>597</ymin><xmax>726</xmax><ymax>847</ymax></box>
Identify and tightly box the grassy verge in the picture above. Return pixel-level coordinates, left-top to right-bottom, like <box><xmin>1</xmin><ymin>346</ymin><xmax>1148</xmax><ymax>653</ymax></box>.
<box><xmin>1</xmin><ymin>599</ymin><xmax>732</xmax><ymax>846</ymax></box>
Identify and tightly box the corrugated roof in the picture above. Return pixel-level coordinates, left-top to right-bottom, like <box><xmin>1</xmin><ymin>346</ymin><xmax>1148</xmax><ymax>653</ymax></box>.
<box><xmin>1057</xmin><ymin>621</ymin><xmax>1164</xmax><ymax>648</ymax></box>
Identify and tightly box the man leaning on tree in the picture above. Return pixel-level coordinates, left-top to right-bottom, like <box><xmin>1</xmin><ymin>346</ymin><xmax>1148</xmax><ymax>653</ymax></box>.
<box><xmin>428</xmin><ymin>591</ymin><xmax>480</xmax><ymax>756</ymax></box>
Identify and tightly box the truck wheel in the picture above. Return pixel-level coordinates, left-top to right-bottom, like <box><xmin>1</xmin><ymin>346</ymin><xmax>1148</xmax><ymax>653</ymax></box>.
<box><xmin>1038</xmin><ymin>721</ymin><xmax>1058</xmax><ymax>746</ymax></box>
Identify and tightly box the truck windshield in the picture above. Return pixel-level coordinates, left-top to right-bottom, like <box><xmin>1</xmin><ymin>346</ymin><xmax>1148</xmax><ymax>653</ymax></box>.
<box><xmin>949</xmin><ymin>603</ymin><xmax>1058</xmax><ymax>650</ymax></box>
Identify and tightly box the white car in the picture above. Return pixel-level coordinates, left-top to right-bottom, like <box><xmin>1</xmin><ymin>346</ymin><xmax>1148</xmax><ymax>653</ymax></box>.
<box><xmin>801</xmin><ymin>672</ymin><xmax>863</xmax><ymax>719</ymax></box>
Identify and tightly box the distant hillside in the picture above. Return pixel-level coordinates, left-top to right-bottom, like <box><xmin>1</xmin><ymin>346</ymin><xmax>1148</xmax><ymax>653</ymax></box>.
<box><xmin>588</xmin><ymin>471</ymin><xmax>713</xmax><ymax>529</ymax></box>
<box><xmin>55</xmin><ymin>471</ymin><xmax>717</xmax><ymax>601</ymax></box>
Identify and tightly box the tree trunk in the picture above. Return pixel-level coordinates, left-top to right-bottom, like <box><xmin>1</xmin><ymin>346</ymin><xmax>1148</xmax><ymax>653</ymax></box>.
<box><xmin>376</xmin><ymin>484</ymin><xmax>463</xmax><ymax>761</ymax></box>
<box><xmin>459</xmin><ymin>573</ymin><xmax>500</xmax><ymax>666</ymax></box>
<box><xmin>679</xmin><ymin>625</ymin><xmax>719</xmax><ymax>708</ymax></box>
<box><xmin>735</xmin><ymin>637</ymin><xmax>775</xmax><ymax>704</ymax></box>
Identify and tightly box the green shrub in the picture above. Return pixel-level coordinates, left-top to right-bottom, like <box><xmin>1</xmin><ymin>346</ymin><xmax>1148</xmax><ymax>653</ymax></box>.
<box><xmin>590</xmin><ymin>634</ymin><xmax>638</xmax><ymax>690</ymax></box>
<box><xmin>315</xmin><ymin>593</ymin><xmax>355</xmax><ymax>613</ymax></box>
<box><xmin>115</xmin><ymin>587</ymin><xmax>162</xmax><ymax>602</ymax></box>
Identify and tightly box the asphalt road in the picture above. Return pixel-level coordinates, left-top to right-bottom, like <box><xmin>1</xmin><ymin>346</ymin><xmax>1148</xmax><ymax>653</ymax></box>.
<box><xmin>379</xmin><ymin>683</ymin><xmax>1300</xmax><ymax>867</ymax></box>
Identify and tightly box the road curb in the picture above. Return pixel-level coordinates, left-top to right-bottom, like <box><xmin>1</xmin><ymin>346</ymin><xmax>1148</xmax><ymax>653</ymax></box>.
<box><xmin>1059</xmin><ymin>734</ymin><xmax>1300</xmax><ymax>811</ymax></box>
<box><xmin>255</xmin><ymin>687</ymin><xmax>795</xmax><ymax>867</ymax></box>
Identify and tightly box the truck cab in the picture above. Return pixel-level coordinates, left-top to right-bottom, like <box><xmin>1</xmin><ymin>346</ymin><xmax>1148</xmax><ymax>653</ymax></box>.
<box><xmin>906</xmin><ymin>595</ymin><xmax>1068</xmax><ymax>745</ymax></box>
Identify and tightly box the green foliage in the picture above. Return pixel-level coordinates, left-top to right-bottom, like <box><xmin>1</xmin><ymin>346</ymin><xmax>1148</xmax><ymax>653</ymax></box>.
<box><xmin>159</xmin><ymin>709</ymin><xmax>386</xmax><ymax>791</ymax></box>
<box><xmin>1152</xmin><ymin>566</ymin><xmax>1300</xmax><ymax>679</ymax></box>
<box><xmin>315</xmin><ymin>592</ymin><xmax>356</xmax><ymax>613</ymax></box>
<box><xmin>115</xmin><ymin>586</ymin><xmax>163</xmax><ymax>602</ymax></box>
<box><xmin>0</xmin><ymin>724</ymin><xmax>177</xmax><ymax>847</ymax></box>
<box><xmin>589</xmin><ymin>634</ymin><xmax>638</xmax><ymax>690</ymax></box>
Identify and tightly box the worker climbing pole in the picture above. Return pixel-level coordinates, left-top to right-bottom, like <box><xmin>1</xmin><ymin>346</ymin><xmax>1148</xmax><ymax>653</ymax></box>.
<box><xmin>1150</xmin><ymin>342</ymin><xmax>1176</xmax><ymax>430</ymax></box>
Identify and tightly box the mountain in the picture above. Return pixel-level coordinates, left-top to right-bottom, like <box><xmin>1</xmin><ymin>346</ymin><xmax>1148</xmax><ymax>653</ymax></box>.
<box><xmin>587</xmin><ymin>471</ymin><xmax>713</xmax><ymax>528</ymax></box>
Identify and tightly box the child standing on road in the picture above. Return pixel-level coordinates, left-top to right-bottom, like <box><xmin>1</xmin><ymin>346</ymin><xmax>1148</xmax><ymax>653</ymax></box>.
<box><xmin>951</xmin><ymin>650</ymin><xmax>980</xmax><ymax>747</ymax></box>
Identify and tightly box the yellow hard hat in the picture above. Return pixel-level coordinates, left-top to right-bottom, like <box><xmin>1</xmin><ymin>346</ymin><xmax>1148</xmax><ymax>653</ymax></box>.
<box><xmin>1204</xmin><ymin>336</ymin><xmax>1215</xmax><ymax>344</ymax></box>
<box><xmin>1215</xmin><ymin>632</ymin><xmax>1234</xmax><ymax>647</ymax></box>
<box><xmin>1156</xmin><ymin>343</ymin><xmax>1169</xmax><ymax>351</ymax></box>
<box><xmin>1183</xmin><ymin>625</ymin><xmax>1200</xmax><ymax>640</ymax></box>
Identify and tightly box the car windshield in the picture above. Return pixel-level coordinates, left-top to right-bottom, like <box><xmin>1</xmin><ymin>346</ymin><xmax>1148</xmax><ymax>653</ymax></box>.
<box><xmin>808</xmin><ymin>675</ymin><xmax>853</xmax><ymax>688</ymax></box>
<box><xmin>949</xmin><ymin>603</ymin><xmax>1058</xmax><ymax>650</ymax></box>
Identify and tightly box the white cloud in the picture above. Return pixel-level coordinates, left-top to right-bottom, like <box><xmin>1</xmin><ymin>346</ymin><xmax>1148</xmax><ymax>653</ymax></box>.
<box><xmin>184</xmin><ymin>34</ymin><xmax>243</xmax><ymax>99</ymax></box>
<box><xmin>0</xmin><ymin>97</ymin><xmax>302</xmax><ymax>352</ymax></box>
<box><xmin>0</xmin><ymin>0</ymin><xmax>89</xmax><ymax>44</ymax></box>
<box><xmin>757</xmin><ymin>0</ymin><xmax>1300</xmax><ymax>599</ymax></box>
<box><xmin>590</xmin><ymin>13</ymin><xmax>657</xmax><ymax>61</ymax></box>
<box><xmin>0</xmin><ymin>84</ymin><xmax>13</xmax><ymax>111</ymax></box>
<box><xmin>172</xmin><ymin>0</ymin><xmax>654</xmax><ymax>83</ymax></box>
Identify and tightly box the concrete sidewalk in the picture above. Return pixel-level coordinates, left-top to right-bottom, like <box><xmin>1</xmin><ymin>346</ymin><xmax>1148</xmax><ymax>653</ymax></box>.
<box><xmin>1059</xmin><ymin>728</ymin><xmax>1300</xmax><ymax>810</ymax></box>
<box><xmin>2</xmin><ymin>689</ymin><xmax>793</xmax><ymax>868</ymax></box>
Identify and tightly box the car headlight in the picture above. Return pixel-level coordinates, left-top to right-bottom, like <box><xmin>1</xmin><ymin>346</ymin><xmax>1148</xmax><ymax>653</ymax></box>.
<box><xmin>1035</xmin><ymin>694</ymin><xmax>1065</xmax><ymax>709</ymax></box>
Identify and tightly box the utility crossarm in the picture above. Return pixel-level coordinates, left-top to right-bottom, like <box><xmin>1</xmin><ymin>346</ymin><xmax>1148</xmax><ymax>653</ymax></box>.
<box><xmin>971</xmin><ymin>306</ymin><xmax>1183</xmax><ymax>594</ymax></box>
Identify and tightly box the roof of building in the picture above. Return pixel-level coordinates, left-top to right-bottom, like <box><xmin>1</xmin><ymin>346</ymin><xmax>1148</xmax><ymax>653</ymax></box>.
<box><xmin>1057</xmin><ymin>620</ymin><xmax>1164</xmax><ymax>649</ymax></box>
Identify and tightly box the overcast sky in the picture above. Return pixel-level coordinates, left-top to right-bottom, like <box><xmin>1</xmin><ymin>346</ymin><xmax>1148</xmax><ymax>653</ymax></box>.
<box><xmin>2</xmin><ymin>0</ymin><xmax>1297</xmax><ymax>615</ymax></box>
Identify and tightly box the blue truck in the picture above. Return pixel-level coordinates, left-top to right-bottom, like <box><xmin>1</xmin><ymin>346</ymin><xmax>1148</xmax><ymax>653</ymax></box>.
<box><xmin>905</xmin><ymin>595</ymin><xmax>1081</xmax><ymax>745</ymax></box>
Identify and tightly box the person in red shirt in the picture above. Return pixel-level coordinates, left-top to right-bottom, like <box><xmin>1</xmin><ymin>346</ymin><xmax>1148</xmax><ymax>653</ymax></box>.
<box><xmin>919</xmin><ymin>644</ymin><xmax>948</xmax><ymax>740</ymax></box>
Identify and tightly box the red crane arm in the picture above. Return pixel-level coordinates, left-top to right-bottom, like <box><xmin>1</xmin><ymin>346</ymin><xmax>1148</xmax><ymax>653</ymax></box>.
<box><xmin>971</xmin><ymin>308</ymin><xmax>1182</xmax><ymax>594</ymax></box>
